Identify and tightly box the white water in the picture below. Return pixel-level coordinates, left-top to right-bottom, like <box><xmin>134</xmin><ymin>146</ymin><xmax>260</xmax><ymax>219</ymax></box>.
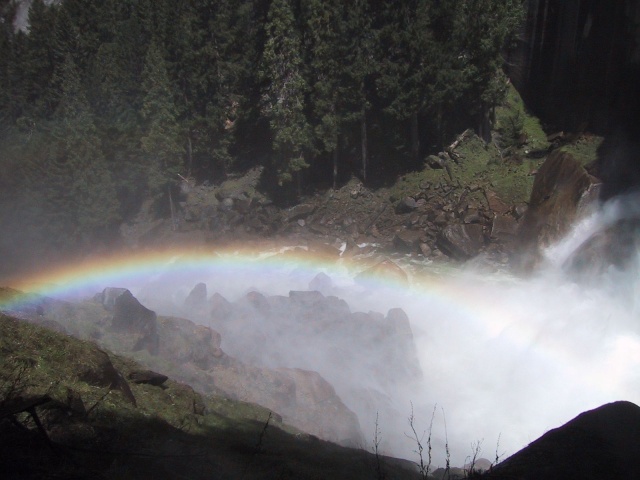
<box><xmin>57</xmin><ymin>193</ymin><xmax>640</xmax><ymax>467</ymax></box>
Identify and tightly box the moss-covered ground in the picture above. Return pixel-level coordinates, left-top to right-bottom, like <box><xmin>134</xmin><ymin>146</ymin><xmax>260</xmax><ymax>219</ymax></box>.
<box><xmin>0</xmin><ymin>313</ymin><xmax>422</xmax><ymax>479</ymax></box>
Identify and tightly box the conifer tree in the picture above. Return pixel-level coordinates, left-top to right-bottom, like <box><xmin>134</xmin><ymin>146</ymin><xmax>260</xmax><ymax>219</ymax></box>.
<box><xmin>259</xmin><ymin>0</ymin><xmax>311</xmax><ymax>186</ymax></box>
<box><xmin>302</xmin><ymin>0</ymin><xmax>345</xmax><ymax>189</ymax></box>
<box><xmin>19</xmin><ymin>0</ymin><xmax>57</xmax><ymax>119</ymax></box>
<box><xmin>343</xmin><ymin>0</ymin><xmax>377</xmax><ymax>182</ymax></box>
<box><xmin>140</xmin><ymin>40</ymin><xmax>184</xmax><ymax>201</ymax></box>
<box><xmin>34</xmin><ymin>54</ymin><xmax>119</xmax><ymax>246</ymax></box>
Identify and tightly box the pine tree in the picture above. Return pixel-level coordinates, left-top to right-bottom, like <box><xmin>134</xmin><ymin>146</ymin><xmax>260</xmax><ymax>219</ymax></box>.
<box><xmin>259</xmin><ymin>0</ymin><xmax>311</xmax><ymax>186</ymax></box>
<box><xmin>342</xmin><ymin>0</ymin><xmax>377</xmax><ymax>182</ymax></box>
<box><xmin>19</xmin><ymin>0</ymin><xmax>58</xmax><ymax>119</ymax></box>
<box><xmin>376</xmin><ymin>0</ymin><xmax>436</xmax><ymax>164</ymax></box>
<box><xmin>302</xmin><ymin>0</ymin><xmax>345</xmax><ymax>189</ymax></box>
<box><xmin>140</xmin><ymin>40</ymin><xmax>184</xmax><ymax>201</ymax></box>
<box><xmin>34</xmin><ymin>54</ymin><xmax>119</xmax><ymax>247</ymax></box>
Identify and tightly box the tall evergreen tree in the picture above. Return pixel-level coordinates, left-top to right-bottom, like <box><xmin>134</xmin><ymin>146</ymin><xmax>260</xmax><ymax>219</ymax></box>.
<box><xmin>302</xmin><ymin>0</ymin><xmax>346</xmax><ymax>189</ymax></box>
<box><xmin>259</xmin><ymin>0</ymin><xmax>311</xmax><ymax>186</ymax></box>
<box><xmin>20</xmin><ymin>0</ymin><xmax>58</xmax><ymax>119</ymax></box>
<box><xmin>140</xmin><ymin>40</ymin><xmax>184</xmax><ymax>201</ymax></box>
<box><xmin>343</xmin><ymin>0</ymin><xmax>377</xmax><ymax>182</ymax></box>
<box><xmin>33</xmin><ymin>54</ymin><xmax>119</xmax><ymax>247</ymax></box>
<box><xmin>376</xmin><ymin>0</ymin><xmax>436</xmax><ymax>164</ymax></box>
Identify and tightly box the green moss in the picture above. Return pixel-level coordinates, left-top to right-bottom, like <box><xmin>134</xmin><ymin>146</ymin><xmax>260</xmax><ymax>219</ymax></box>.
<box><xmin>558</xmin><ymin>134</ymin><xmax>603</xmax><ymax>166</ymax></box>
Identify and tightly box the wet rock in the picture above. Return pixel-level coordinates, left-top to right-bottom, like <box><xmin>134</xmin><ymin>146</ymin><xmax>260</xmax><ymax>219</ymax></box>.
<box><xmin>517</xmin><ymin>150</ymin><xmax>601</xmax><ymax>270</ymax></box>
<box><xmin>436</xmin><ymin>223</ymin><xmax>485</xmax><ymax>260</ymax></box>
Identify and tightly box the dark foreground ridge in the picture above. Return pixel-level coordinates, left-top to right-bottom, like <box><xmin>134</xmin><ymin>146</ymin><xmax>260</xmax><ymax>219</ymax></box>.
<box><xmin>483</xmin><ymin>401</ymin><xmax>640</xmax><ymax>480</ymax></box>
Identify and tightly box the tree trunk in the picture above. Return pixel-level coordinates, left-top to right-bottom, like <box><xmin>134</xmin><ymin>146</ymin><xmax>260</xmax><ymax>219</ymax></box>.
<box><xmin>332</xmin><ymin>147</ymin><xmax>338</xmax><ymax>190</ymax></box>
<box><xmin>186</xmin><ymin>134</ymin><xmax>193</xmax><ymax>177</ymax></box>
<box><xmin>361</xmin><ymin>107</ymin><xmax>368</xmax><ymax>183</ymax></box>
<box><xmin>410</xmin><ymin>111</ymin><xmax>419</xmax><ymax>164</ymax></box>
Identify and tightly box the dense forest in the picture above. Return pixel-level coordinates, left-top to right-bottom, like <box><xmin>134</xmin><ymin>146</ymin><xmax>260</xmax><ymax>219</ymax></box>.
<box><xmin>0</xmin><ymin>0</ymin><xmax>523</xmax><ymax>252</ymax></box>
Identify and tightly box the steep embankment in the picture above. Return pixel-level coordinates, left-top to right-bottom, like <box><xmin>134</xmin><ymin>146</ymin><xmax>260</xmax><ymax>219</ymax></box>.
<box><xmin>0</xmin><ymin>310</ymin><xmax>421</xmax><ymax>480</ymax></box>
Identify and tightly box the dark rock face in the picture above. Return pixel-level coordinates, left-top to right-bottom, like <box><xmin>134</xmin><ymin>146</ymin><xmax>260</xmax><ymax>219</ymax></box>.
<box><xmin>109</xmin><ymin>289</ymin><xmax>159</xmax><ymax>355</ymax></box>
<box><xmin>436</xmin><ymin>223</ymin><xmax>485</xmax><ymax>260</ymax></box>
<box><xmin>487</xmin><ymin>401</ymin><xmax>640</xmax><ymax>480</ymax></box>
<box><xmin>516</xmin><ymin>150</ymin><xmax>600</xmax><ymax>270</ymax></box>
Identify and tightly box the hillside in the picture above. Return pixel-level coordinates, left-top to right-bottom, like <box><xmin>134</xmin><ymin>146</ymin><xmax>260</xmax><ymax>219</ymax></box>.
<box><xmin>0</xmin><ymin>312</ymin><xmax>421</xmax><ymax>480</ymax></box>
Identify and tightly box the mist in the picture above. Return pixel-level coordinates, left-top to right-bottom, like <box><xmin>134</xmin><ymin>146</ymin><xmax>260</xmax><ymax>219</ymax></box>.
<box><xmin>4</xmin><ymin>191</ymin><xmax>639</xmax><ymax>468</ymax></box>
<box><xmin>66</xmin><ymin>190</ymin><xmax>625</xmax><ymax>467</ymax></box>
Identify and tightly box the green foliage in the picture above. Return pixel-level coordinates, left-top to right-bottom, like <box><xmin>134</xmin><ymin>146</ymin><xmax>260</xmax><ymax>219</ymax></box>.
<box><xmin>0</xmin><ymin>0</ymin><xmax>529</xmax><ymax>250</ymax></box>
<box><xmin>140</xmin><ymin>40</ymin><xmax>184</xmax><ymax>198</ymax></box>
<box><xmin>259</xmin><ymin>0</ymin><xmax>311</xmax><ymax>185</ymax></box>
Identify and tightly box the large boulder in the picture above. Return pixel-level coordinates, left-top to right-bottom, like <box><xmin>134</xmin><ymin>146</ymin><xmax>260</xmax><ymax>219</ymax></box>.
<box><xmin>436</xmin><ymin>223</ymin><xmax>485</xmax><ymax>260</ymax></box>
<box><xmin>516</xmin><ymin>150</ymin><xmax>601</xmax><ymax>270</ymax></box>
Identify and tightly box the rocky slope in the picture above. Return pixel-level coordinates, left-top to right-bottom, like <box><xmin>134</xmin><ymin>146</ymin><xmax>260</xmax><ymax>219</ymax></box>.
<box><xmin>0</xmin><ymin>311</ymin><xmax>422</xmax><ymax>479</ymax></box>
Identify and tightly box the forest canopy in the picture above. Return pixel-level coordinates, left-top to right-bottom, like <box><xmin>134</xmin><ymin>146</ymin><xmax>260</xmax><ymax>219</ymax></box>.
<box><xmin>0</xmin><ymin>0</ymin><xmax>524</xmax><ymax>251</ymax></box>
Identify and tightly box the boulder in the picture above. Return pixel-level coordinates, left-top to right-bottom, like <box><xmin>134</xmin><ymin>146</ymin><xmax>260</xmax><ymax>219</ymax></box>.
<box><xmin>436</xmin><ymin>223</ymin><xmax>485</xmax><ymax>260</ymax></box>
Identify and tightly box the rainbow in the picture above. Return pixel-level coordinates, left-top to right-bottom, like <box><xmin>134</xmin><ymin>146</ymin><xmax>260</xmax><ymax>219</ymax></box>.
<box><xmin>2</xmin><ymin>241</ymin><xmax>638</xmax><ymax>462</ymax></box>
<box><xmin>0</xmin><ymin>242</ymin><xmax>531</xmax><ymax>348</ymax></box>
